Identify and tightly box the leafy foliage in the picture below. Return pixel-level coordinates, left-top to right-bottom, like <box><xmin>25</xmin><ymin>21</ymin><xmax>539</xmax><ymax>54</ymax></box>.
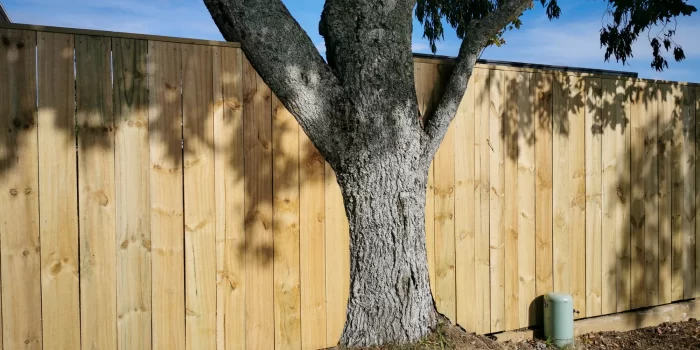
<box><xmin>415</xmin><ymin>0</ymin><xmax>696</xmax><ymax>71</ymax></box>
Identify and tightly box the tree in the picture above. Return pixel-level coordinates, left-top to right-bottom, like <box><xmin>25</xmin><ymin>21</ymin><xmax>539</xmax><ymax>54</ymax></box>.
<box><xmin>202</xmin><ymin>0</ymin><xmax>696</xmax><ymax>346</ymax></box>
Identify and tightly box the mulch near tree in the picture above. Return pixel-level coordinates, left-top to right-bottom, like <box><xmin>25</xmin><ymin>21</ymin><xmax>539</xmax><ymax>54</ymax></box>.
<box><xmin>329</xmin><ymin>318</ymin><xmax>700</xmax><ymax>349</ymax></box>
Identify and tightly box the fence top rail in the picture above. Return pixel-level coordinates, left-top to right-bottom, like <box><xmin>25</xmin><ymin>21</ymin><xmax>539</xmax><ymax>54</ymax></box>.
<box><xmin>1</xmin><ymin>22</ymin><xmax>698</xmax><ymax>86</ymax></box>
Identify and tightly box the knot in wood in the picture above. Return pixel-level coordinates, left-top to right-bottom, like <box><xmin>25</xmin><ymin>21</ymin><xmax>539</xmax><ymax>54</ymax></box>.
<box><xmin>9</xmin><ymin>189</ymin><xmax>18</xmax><ymax>196</ymax></box>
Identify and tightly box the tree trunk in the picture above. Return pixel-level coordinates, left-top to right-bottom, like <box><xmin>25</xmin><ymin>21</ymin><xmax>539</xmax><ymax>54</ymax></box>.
<box><xmin>335</xmin><ymin>153</ymin><xmax>438</xmax><ymax>347</ymax></box>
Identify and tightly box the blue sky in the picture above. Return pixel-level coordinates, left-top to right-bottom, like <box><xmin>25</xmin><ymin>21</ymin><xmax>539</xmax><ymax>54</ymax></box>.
<box><xmin>4</xmin><ymin>0</ymin><xmax>699</xmax><ymax>82</ymax></box>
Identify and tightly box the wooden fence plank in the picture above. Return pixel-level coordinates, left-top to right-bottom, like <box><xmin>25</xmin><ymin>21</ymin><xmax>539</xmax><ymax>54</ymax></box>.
<box><xmin>569</xmin><ymin>76</ymin><xmax>587</xmax><ymax>318</ymax></box>
<box><xmin>215</xmin><ymin>47</ymin><xmax>246</xmax><ymax>349</ymax></box>
<box><xmin>299</xmin><ymin>128</ymin><xmax>326</xmax><ymax>349</ymax></box>
<box><xmin>474</xmin><ymin>68</ymin><xmax>491</xmax><ymax>334</ymax></box>
<box><xmin>272</xmin><ymin>95</ymin><xmax>302</xmax><ymax>350</ymax></box>
<box><xmin>489</xmin><ymin>69</ymin><xmax>505</xmax><ymax>332</ymax></box>
<box><xmin>553</xmin><ymin>74</ymin><xmax>570</xmax><ymax>297</ymax></box>
<box><xmin>658</xmin><ymin>83</ymin><xmax>673</xmax><ymax>304</ymax></box>
<box><xmin>242</xmin><ymin>57</ymin><xmax>275</xmax><ymax>350</ymax></box>
<box><xmin>113</xmin><ymin>37</ymin><xmax>151</xmax><ymax>350</ymax></box>
<box><xmin>0</xmin><ymin>28</ymin><xmax>41</xmax><ymax>349</ymax></box>
<box><xmin>37</xmin><ymin>31</ymin><xmax>81</xmax><ymax>350</ymax></box>
<box><xmin>325</xmin><ymin>163</ymin><xmax>350</xmax><ymax>347</ymax></box>
<box><xmin>182</xmin><ymin>43</ymin><xmax>216</xmax><ymax>350</ymax></box>
<box><xmin>503</xmin><ymin>71</ymin><xmax>519</xmax><ymax>331</ymax></box>
<box><xmin>670</xmin><ymin>83</ymin><xmax>686</xmax><ymax>302</ymax></box>
<box><xmin>534</xmin><ymin>72</ymin><xmax>553</xmax><ymax>319</ymax></box>
<box><xmin>148</xmin><ymin>40</ymin><xmax>185</xmax><ymax>350</ymax></box>
<box><xmin>435</xmin><ymin>103</ymin><xmax>456</xmax><ymax>322</ymax></box>
<box><xmin>517</xmin><ymin>72</ymin><xmax>537</xmax><ymax>327</ymax></box>
<box><xmin>213</xmin><ymin>46</ymin><xmax>224</xmax><ymax>350</ymax></box>
<box><xmin>630</xmin><ymin>81</ymin><xmax>647</xmax><ymax>309</ymax></box>
<box><xmin>697</xmin><ymin>86</ymin><xmax>700</xmax><ymax>299</ymax></box>
<box><xmin>76</xmin><ymin>34</ymin><xmax>117</xmax><ymax>350</ymax></box>
<box><xmin>681</xmin><ymin>85</ymin><xmax>696</xmax><ymax>300</ymax></box>
<box><xmin>615</xmin><ymin>80</ymin><xmax>632</xmax><ymax>312</ymax></box>
<box><xmin>586</xmin><ymin>77</ymin><xmax>603</xmax><ymax>317</ymax></box>
<box><xmin>643</xmin><ymin>83</ymin><xmax>660</xmax><ymax>307</ymax></box>
<box><xmin>601</xmin><ymin>79</ymin><xmax>618</xmax><ymax>315</ymax></box>
<box><xmin>455</xmin><ymin>73</ymin><xmax>476</xmax><ymax>331</ymax></box>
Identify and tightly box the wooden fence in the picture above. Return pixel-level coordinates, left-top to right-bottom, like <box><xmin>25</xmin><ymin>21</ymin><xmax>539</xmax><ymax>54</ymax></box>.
<box><xmin>0</xmin><ymin>23</ymin><xmax>699</xmax><ymax>350</ymax></box>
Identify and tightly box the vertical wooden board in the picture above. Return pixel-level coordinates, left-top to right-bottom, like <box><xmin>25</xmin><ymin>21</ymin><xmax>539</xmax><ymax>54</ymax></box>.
<box><xmin>629</xmin><ymin>81</ymin><xmax>647</xmax><ymax>309</ymax></box>
<box><xmin>455</xmin><ymin>73</ymin><xmax>476</xmax><ymax>331</ymax></box>
<box><xmin>0</xmin><ymin>28</ymin><xmax>41</xmax><ymax>349</ymax></box>
<box><xmin>272</xmin><ymin>95</ymin><xmax>302</xmax><ymax>350</ymax></box>
<box><xmin>643</xmin><ymin>83</ymin><xmax>660</xmax><ymax>307</ymax></box>
<box><xmin>325</xmin><ymin>163</ymin><xmax>349</xmax><ymax>346</ymax></box>
<box><xmin>212</xmin><ymin>46</ymin><xmax>224</xmax><ymax>350</ymax></box>
<box><xmin>615</xmin><ymin>80</ymin><xmax>632</xmax><ymax>312</ymax></box>
<box><xmin>415</xmin><ymin>62</ymin><xmax>437</xmax><ymax>295</ymax></box>
<box><xmin>697</xmin><ymin>86</ymin><xmax>700</xmax><ymax>299</ymax></box>
<box><xmin>474</xmin><ymin>68</ymin><xmax>491</xmax><ymax>334</ymax></box>
<box><xmin>113</xmin><ymin>37</ymin><xmax>151</xmax><ymax>350</ymax></box>
<box><xmin>601</xmin><ymin>79</ymin><xmax>618</xmax><ymax>315</ymax></box>
<box><xmin>669</xmin><ymin>83</ymin><xmax>685</xmax><ymax>302</ymax></box>
<box><xmin>182</xmin><ymin>43</ymin><xmax>216</xmax><ymax>350</ymax></box>
<box><xmin>585</xmin><ymin>77</ymin><xmax>603</xmax><ymax>317</ymax></box>
<box><xmin>681</xmin><ymin>85</ymin><xmax>696</xmax><ymax>300</ymax></box>
<box><xmin>37</xmin><ymin>31</ymin><xmax>81</xmax><ymax>350</ymax></box>
<box><xmin>75</xmin><ymin>34</ymin><xmax>117</xmax><ymax>350</ymax></box>
<box><xmin>517</xmin><ymin>72</ymin><xmax>536</xmax><ymax>327</ymax></box>
<box><xmin>242</xmin><ymin>57</ymin><xmax>275</xmax><ymax>350</ymax></box>
<box><xmin>215</xmin><ymin>47</ymin><xmax>246</xmax><ymax>350</ymax></box>
<box><xmin>552</xmin><ymin>74</ymin><xmax>570</xmax><ymax>296</ymax></box>
<box><xmin>435</xmin><ymin>106</ymin><xmax>456</xmax><ymax>322</ymax></box>
<box><xmin>489</xmin><ymin>69</ymin><xmax>505</xmax><ymax>332</ymax></box>
<box><xmin>658</xmin><ymin>83</ymin><xmax>673</xmax><ymax>304</ymax></box>
<box><xmin>503</xmin><ymin>71</ymin><xmax>519</xmax><ymax>331</ymax></box>
<box><xmin>148</xmin><ymin>40</ymin><xmax>185</xmax><ymax>350</ymax></box>
<box><xmin>534</xmin><ymin>73</ymin><xmax>553</xmax><ymax>313</ymax></box>
<box><xmin>299</xmin><ymin>126</ymin><xmax>326</xmax><ymax>348</ymax></box>
<box><xmin>567</xmin><ymin>75</ymin><xmax>587</xmax><ymax>319</ymax></box>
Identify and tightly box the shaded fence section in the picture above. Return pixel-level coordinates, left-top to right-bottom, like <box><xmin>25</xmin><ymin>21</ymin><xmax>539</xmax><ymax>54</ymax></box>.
<box><xmin>0</xmin><ymin>23</ymin><xmax>698</xmax><ymax>350</ymax></box>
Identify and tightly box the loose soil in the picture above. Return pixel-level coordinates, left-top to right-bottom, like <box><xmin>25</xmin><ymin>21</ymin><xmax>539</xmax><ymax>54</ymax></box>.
<box><xmin>329</xmin><ymin>318</ymin><xmax>700</xmax><ymax>349</ymax></box>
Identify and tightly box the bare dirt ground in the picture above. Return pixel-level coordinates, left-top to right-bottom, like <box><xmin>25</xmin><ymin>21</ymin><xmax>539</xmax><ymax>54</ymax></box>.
<box><xmin>330</xmin><ymin>318</ymin><xmax>700</xmax><ymax>349</ymax></box>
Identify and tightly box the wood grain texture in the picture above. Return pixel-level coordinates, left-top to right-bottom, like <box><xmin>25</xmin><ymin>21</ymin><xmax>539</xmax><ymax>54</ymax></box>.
<box><xmin>658</xmin><ymin>84</ymin><xmax>673</xmax><ymax>304</ymax></box>
<box><xmin>215</xmin><ymin>47</ymin><xmax>246</xmax><ymax>350</ymax></box>
<box><xmin>601</xmin><ymin>79</ymin><xmax>618</xmax><ymax>315</ymax></box>
<box><xmin>454</xmin><ymin>72</ymin><xmax>476</xmax><ymax>331</ymax></box>
<box><xmin>516</xmin><ymin>72</ymin><xmax>537</xmax><ymax>327</ymax></box>
<box><xmin>272</xmin><ymin>94</ymin><xmax>302</xmax><ymax>350</ymax></box>
<box><xmin>299</xmin><ymin>126</ymin><xmax>326</xmax><ymax>350</ymax></box>
<box><xmin>586</xmin><ymin>77</ymin><xmax>603</xmax><ymax>317</ymax></box>
<box><xmin>615</xmin><ymin>80</ymin><xmax>631</xmax><ymax>313</ymax></box>
<box><xmin>643</xmin><ymin>83</ymin><xmax>660</xmax><ymax>307</ymax></box>
<box><xmin>489</xmin><ymin>69</ymin><xmax>505</xmax><ymax>332</ymax></box>
<box><xmin>148</xmin><ymin>40</ymin><xmax>185</xmax><ymax>350</ymax></box>
<box><xmin>0</xmin><ymin>28</ymin><xmax>41</xmax><ymax>349</ymax></box>
<box><xmin>474</xmin><ymin>68</ymin><xmax>491</xmax><ymax>334</ymax></box>
<box><xmin>182</xmin><ymin>43</ymin><xmax>216</xmax><ymax>350</ymax></box>
<box><xmin>113</xmin><ymin>37</ymin><xmax>151</xmax><ymax>350</ymax></box>
<box><xmin>553</xmin><ymin>74</ymin><xmax>570</xmax><ymax>297</ymax></box>
<box><xmin>325</xmin><ymin>163</ymin><xmax>350</xmax><ymax>347</ymax></box>
<box><xmin>670</xmin><ymin>83</ymin><xmax>685</xmax><ymax>302</ymax></box>
<box><xmin>629</xmin><ymin>81</ymin><xmax>647</xmax><ymax>309</ymax></box>
<box><xmin>37</xmin><ymin>31</ymin><xmax>81</xmax><ymax>350</ymax></box>
<box><xmin>534</xmin><ymin>73</ymin><xmax>553</xmax><ymax>315</ymax></box>
<box><xmin>681</xmin><ymin>85</ymin><xmax>696</xmax><ymax>300</ymax></box>
<box><xmin>435</xmin><ymin>104</ymin><xmax>456</xmax><ymax>322</ymax></box>
<box><xmin>242</xmin><ymin>56</ymin><xmax>275</xmax><ymax>350</ymax></box>
<box><xmin>76</xmin><ymin>34</ymin><xmax>117</xmax><ymax>350</ymax></box>
<box><xmin>503</xmin><ymin>71</ymin><xmax>520</xmax><ymax>331</ymax></box>
<box><xmin>697</xmin><ymin>86</ymin><xmax>700</xmax><ymax>299</ymax></box>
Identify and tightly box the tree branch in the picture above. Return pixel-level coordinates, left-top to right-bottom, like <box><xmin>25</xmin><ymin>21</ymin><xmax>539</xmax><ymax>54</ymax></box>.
<box><xmin>203</xmin><ymin>0</ymin><xmax>346</xmax><ymax>157</ymax></box>
<box><xmin>421</xmin><ymin>0</ymin><xmax>532</xmax><ymax>159</ymax></box>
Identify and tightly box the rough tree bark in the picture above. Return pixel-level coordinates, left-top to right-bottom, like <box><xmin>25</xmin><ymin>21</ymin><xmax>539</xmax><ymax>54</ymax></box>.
<box><xmin>204</xmin><ymin>0</ymin><xmax>531</xmax><ymax>346</ymax></box>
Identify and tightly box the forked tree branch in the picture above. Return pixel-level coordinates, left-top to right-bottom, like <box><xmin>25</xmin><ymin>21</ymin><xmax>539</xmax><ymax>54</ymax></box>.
<box><xmin>204</xmin><ymin>0</ymin><xmax>346</xmax><ymax>156</ymax></box>
<box><xmin>421</xmin><ymin>0</ymin><xmax>533</xmax><ymax>159</ymax></box>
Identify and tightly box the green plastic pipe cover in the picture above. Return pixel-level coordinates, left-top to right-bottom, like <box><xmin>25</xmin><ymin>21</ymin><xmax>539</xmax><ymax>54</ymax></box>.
<box><xmin>543</xmin><ymin>292</ymin><xmax>574</xmax><ymax>348</ymax></box>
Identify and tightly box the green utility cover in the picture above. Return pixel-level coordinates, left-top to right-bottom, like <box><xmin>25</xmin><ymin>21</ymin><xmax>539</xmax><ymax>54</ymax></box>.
<box><xmin>543</xmin><ymin>293</ymin><xmax>574</xmax><ymax>348</ymax></box>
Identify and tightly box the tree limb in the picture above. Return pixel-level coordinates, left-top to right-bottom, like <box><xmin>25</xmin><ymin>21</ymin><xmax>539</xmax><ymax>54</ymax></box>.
<box><xmin>203</xmin><ymin>0</ymin><xmax>346</xmax><ymax>156</ymax></box>
<box><xmin>421</xmin><ymin>0</ymin><xmax>532</xmax><ymax>160</ymax></box>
